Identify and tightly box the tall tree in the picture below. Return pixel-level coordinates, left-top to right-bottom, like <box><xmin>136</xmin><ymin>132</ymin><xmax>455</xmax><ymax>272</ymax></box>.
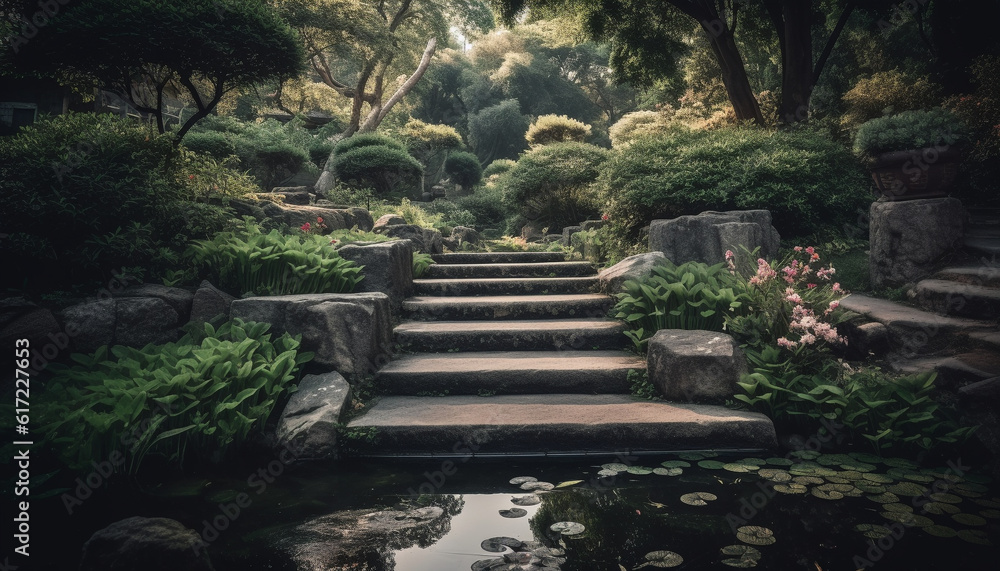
<box><xmin>6</xmin><ymin>0</ymin><xmax>303</xmax><ymax>141</ymax></box>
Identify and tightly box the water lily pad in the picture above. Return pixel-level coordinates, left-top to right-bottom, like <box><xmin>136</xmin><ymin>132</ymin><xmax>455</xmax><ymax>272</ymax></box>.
<box><xmin>680</xmin><ymin>492</ymin><xmax>718</xmax><ymax>506</ymax></box>
<box><xmin>724</xmin><ymin>462</ymin><xmax>759</xmax><ymax>473</ymax></box>
<box><xmin>811</xmin><ymin>487</ymin><xmax>843</xmax><ymax>500</ymax></box>
<box><xmin>660</xmin><ymin>460</ymin><xmax>691</xmax><ymax>468</ymax></box>
<box><xmin>956</xmin><ymin>482</ymin><xmax>989</xmax><ymax>493</ymax></box>
<box><xmin>654</xmin><ymin>467</ymin><xmax>683</xmax><ymax>476</ymax></box>
<box><xmin>766</xmin><ymin>457</ymin><xmax>794</xmax><ymax>466</ymax></box>
<box><xmin>635</xmin><ymin>550</ymin><xmax>684</xmax><ymax>568</ymax></box>
<box><xmin>923</xmin><ymin>502</ymin><xmax>961</xmax><ymax>515</ymax></box>
<box><xmin>840</xmin><ymin>462</ymin><xmax>877</xmax><ymax>473</ymax></box>
<box><xmin>736</xmin><ymin>526</ymin><xmax>776</xmax><ymax>546</ymax></box>
<box><xmin>634</xmin><ymin>550</ymin><xmax>684</xmax><ymax>568</ymax></box>
<box><xmin>952</xmin><ymin>513</ymin><xmax>987</xmax><ymax>526</ymax></box>
<box><xmin>868</xmin><ymin>492</ymin><xmax>901</xmax><ymax>504</ymax></box>
<box><xmin>883</xmin><ymin>502</ymin><xmax>914</xmax><ymax>513</ymax></box>
<box><xmin>602</xmin><ymin>463</ymin><xmax>630</xmax><ymax>472</ymax></box>
<box><xmin>509</xmin><ymin>476</ymin><xmax>537</xmax><ymax>485</ymax></box>
<box><xmin>903</xmin><ymin>472</ymin><xmax>936</xmax><ymax>484</ymax></box>
<box><xmin>971</xmin><ymin>497</ymin><xmax>1000</xmax><ymax>509</ymax></box>
<box><xmin>854</xmin><ymin>524</ymin><xmax>892</xmax><ymax>539</ymax></box>
<box><xmin>793</xmin><ymin>476</ymin><xmax>825</xmax><ymax>486</ymax></box>
<box><xmin>888</xmin><ymin>482</ymin><xmax>927</xmax><ymax>496</ymax></box>
<box><xmin>790</xmin><ymin>450</ymin><xmax>821</xmax><ymax>460</ymax></box>
<box><xmin>627</xmin><ymin>466</ymin><xmax>654</xmax><ymax>475</ymax></box>
<box><xmin>789</xmin><ymin>463</ymin><xmax>821</xmax><ymax>475</ymax></box>
<box><xmin>598</xmin><ymin>469</ymin><xmax>619</xmax><ymax>477</ymax></box>
<box><xmin>758</xmin><ymin>468</ymin><xmax>791</xmax><ymax>482</ymax></box>
<box><xmin>481</xmin><ymin>537</ymin><xmax>523</xmax><ymax>552</ymax></box>
<box><xmin>849</xmin><ymin>452</ymin><xmax>884</xmax><ymax>464</ymax></box>
<box><xmin>550</xmin><ymin>521</ymin><xmax>585</xmax><ymax>536</ymax></box>
<box><xmin>521</xmin><ymin>481</ymin><xmax>554</xmax><ymax>491</ymax></box>
<box><xmin>825</xmin><ymin>476</ymin><xmax>852</xmax><ymax>484</ymax></box>
<box><xmin>740</xmin><ymin>457</ymin><xmax>768</xmax><ymax>465</ymax></box>
<box><xmin>881</xmin><ymin>512</ymin><xmax>933</xmax><ymax>527</ymax></box>
<box><xmin>923</xmin><ymin>525</ymin><xmax>958</xmax><ymax>538</ymax></box>
<box><xmin>471</xmin><ymin>558</ymin><xmax>506</xmax><ymax>571</ymax></box>
<box><xmin>698</xmin><ymin>460</ymin><xmax>726</xmax><ymax>469</ymax></box>
<box><xmin>963</xmin><ymin>473</ymin><xmax>993</xmax><ymax>484</ymax></box>
<box><xmin>720</xmin><ymin>558</ymin><xmax>757</xmax><ymax>568</ymax></box>
<box><xmin>816</xmin><ymin>454</ymin><xmax>854</xmax><ymax>466</ymax></box>
<box><xmin>720</xmin><ymin>544</ymin><xmax>761</xmax><ymax>568</ymax></box>
<box><xmin>774</xmin><ymin>483</ymin><xmax>808</xmax><ymax>494</ymax></box>
<box><xmin>836</xmin><ymin>470</ymin><xmax>866</xmax><ymax>480</ymax></box>
<box><xmin>957</xmin><ymin>529</ymin><xmax>992</xmax><ymax>545</ymax></box>
<box><xmin>555</xmin><ymin>480</ymin><xmax>584</xmax><ymax>488</ymax></box>
<box><xmin>883</xmin><ymin>457</ymin><xmax>918</xmax><ymax>469</ymax></box>
<box><xmin>928</xmin><ymin>492</ymin><xmax>962</xmax><ymax>504</ymax></box>
<box><xmin>979</xmin><ymin>509</ymin><xmax>1000</xmax><ymax>519</ymax></box>
<box><xmin>678</xmin><ymin>452</ymin><xmax>707</xmax><ymax>461</ymax></box>
<box><xmin>499</xmin><ymin>508</ymin><xmax>527</xmax><ymax>518</ymax></box>
<box><xmin>511</xmin><ymin>495</ymin><xmax>541</xmax><ymax>506</ymax></box>
<box><xmin>855</xmin><ymin>482</ymin><xmax>887</xmax><ymax>494</ymax></box>
<box><xmin>862</xmin><ymin>473</ymin><xmax>894</xmax><ymax>484</ymax></box>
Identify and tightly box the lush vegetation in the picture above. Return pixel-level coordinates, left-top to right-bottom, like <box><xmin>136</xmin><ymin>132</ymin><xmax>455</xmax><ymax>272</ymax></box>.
<box><xmin>853</xmin><ymin>108</ymin><xmax>969</xmax><ymax>160</ymax></box>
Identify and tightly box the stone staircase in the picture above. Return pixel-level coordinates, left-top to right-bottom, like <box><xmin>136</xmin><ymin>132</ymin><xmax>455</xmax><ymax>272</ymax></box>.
<box><xmin>346</xmin><ymin>252</ymin><xmax>776</xmax><ymax>457</ymax></box>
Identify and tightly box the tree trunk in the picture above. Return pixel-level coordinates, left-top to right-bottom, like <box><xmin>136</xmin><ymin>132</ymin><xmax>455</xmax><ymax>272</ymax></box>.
<box><xmin>778</xmin><ymin>1</ymin><xmax>812</xmax><ymax>123</ymax></box>
<box><xmin>700</xmin><ymin>20</ymin><xmax>764</xmax><ymax>124</ymax></box>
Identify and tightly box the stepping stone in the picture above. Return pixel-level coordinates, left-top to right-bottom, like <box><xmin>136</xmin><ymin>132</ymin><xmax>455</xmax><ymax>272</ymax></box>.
<box><xmin>891</xmin><ymin>351</ymin><xmax>1000</xmax><ymax>385</ymax></box>
<box><xmin>375</xmin><ymin>351</ymin><xmax>644</xmax><ymax>395</ymax></box>
<box><xmin>414</xmin><ymin>277</ymin><xmax>598</xmax><ymax>296</ymax></box>
<box><xmin>345</xmin><ymin>394</ymin><xmax>778</xmax><ymax>455</ymax></box>
<box><xmin>840</xmin><ymin>294</ymin><xmax>994</xmax><ymax>347</ymax></box>
<box><xmin>431</xmin><ymin>252</ymin><xmax>567</xmax><ymax>264</ymax></box>
<box><xmin>912</xmin><ymin>279</ymin><xmax>1000</xmax><ymax>319</ymax></box>
<box><xmin>394</xmin><ymin>319</ymin><xmax>628</xmax><ymax>352</ymax></box>
<box><xmin>934</xmin><ymin>266</ymin><xmax>1000</xmax><ymax>288</ymax></box>
<box><xmin>424</xmin><ymin>262</ymin><xmax>596</xmax><ymax>279</ymax></box>
<box><xmin>402</xmin><ymin>294</ymin><xmax>612</xmax><ymax>321</ymax></box>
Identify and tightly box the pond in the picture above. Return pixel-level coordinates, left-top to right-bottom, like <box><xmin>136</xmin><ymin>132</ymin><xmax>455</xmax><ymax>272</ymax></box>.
<box><xmin>22</xmin><ymin>449</ymin><xmax>1000</xmax><ymax>570</ymax></box>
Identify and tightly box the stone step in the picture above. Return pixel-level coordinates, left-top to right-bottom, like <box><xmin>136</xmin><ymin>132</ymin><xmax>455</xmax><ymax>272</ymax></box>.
<box><xmin>890</xmin><ymin>350</ymin><xmax>1000</xmax><ymax>388</ymax></box>
<box><xmin>394</xmin><ymin>319</ymin><xmax>629</xmax><ymax>352</ymax></box>
<box><xmin>374</xmin><ymin>351</ymin><xmax>644</xmax><ymax>395</ymax></box>
<box><xmin>345</xmin><ymin>394</ymin><xmax>777</xmax><ymax>456</ymax></box>
<box><xmin>431</xmin><ymin>252</ymin><xmax>567</xmax><ymax>264</ymax></box>
<box><xmin>912</xmin><ymin>279</ymin><xmax>1000</xmax><ymax>319</ymax></box>
<box><xmin>424</xmin><ymin>261</ymin><xmax>596</xmax><ymax>279</ymax></box>
<box><xmin>933</xmin><ymin>266</ymin><xmax>1000</xmax><ymax>288</ymax></box>
<box><xmin>402</xmin><ymin>294</ymin><xmax>612</xmax><ymax>321</ymax></box>
<box><xmin>964</xmin><ymin>236</ymin><xmax>1000</xmax><ymax>258</ymax></box>
<box><xmin>840</xmin><ymin>294</ymin><xmax>996</xmax><ymax>354</ymax></box>
<box><xmin>414</xmin><ymin>277</ymin><xmax>598</xmax><ymax>296</ymax></box>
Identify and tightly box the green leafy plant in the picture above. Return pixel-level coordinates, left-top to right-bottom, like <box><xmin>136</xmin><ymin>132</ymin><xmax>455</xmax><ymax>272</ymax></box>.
<box><xmin>37</xmin><ymin>319</ymin><xmax>313</xmax><ymax>475</ymax></box>
<box><xmin>628</xmin><ymin>369</ymin><xmax>660</xmax><ymax>401</ymax></box>
<box><xmin>187</xmin><ymin>219</ymin><xmax>362</xmax><ymax>296</ymax></box>
<box><xmin>569</xmin><ymin>226</ymin><xmax>609</xmax><ymax>265</ymax></box>
<box><xmin>444</xmin><ymin>151</ymin><xmax>484</xmax><ymax>188</ymax></box>
<box><xmin>413</xmin><ymin>252</ymin><xmax>435</xmax><ymax>278</ymax></box>
<box><xmin>852</xmin><ymin>108</ymin><xmax>969</xmax><ymax>161</ymax></box>
<box><xmin>525</xmin><ymin>114</ymin><xmax>592</xmax><ymax>146</ymax></box>
<box><xmin>333</xmin><ymin>133</ymin><xmax>407</xmax><ymax>155</ymax></box>
<box><xmin>613</xmin><ymin>260</ymin><xmax>749</xmax><ymax>350</ymax></box>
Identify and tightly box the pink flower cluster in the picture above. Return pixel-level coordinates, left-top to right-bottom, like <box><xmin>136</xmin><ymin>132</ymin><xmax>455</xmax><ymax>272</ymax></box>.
<box><xmin>778</xmin><ymin>304</ymin><xmax>847</xmax><ymax>349</ymax></box>
<box><xmin>748</xmin><ymin>258</ymin><xmax>777</xmax><ymax>286</ymax></box>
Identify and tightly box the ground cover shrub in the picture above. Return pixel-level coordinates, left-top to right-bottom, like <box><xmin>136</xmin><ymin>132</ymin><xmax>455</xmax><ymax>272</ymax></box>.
<box><xmin>852</xmin><ymin>108</ymin><xmax>968</xmax><ymax>161</ymax></box>
<box><xmin>37</xmin><ymin>319</ymin><xmax>313</xmax><ymax>474</ymax></box>
<box><xmin>0</xmin><ymin>113</ymin><xmax>246</xmax><ymax>293</ymax></box>
<box><xmin>186</xmin><ymin>220</ymin><xmax>362</xmax><ymax>296</ymax></box>
<box><xmin>599</xmin><ymin>125</ymin><xmax>870</xmax><ymax>260</ymax></box>
<box><xmin>497</xmin><ymin>142</ymin><xmax>608</xmax><ymax>231</ymax></box>
<box><xmin>454</xmin><ymin>185</ymin><xmax>510</xmax><ymax>231</ymax></box>
<box><xmin>482</xmin><ymin>159</ymin><xmax>517</xmax><ymax>179</ymax></box>
<box><xmin>444</xmin><ymin>151</ymin><xmax>483</xmax><ymax>188</ymax></box>
<box><xmin>608</xmin><ymin>110</ymin><xmax>678</xmax><ymax>147</ymax></box>
<box><xmin>525</xmin><ymin>114</ymin><xmax>592</xmax><ymax>146</ymax></box>
<box><xmin>332</xmin><ymin>145</ymin><xmax>424</xmax><ymax>198</ymax></box>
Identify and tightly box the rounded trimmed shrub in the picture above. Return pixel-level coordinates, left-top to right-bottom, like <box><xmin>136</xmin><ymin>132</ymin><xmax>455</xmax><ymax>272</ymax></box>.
<box><xmin>444</xmin><ymin>151</ymin><xmax>483</xmax><ymax>188</ymax></box>
<box><xmin>852</xmin><ymin>108</ymin><xmax>968</xmax><ymax>160</ymax></box>
<box><xmin>309</xmin><ymin>142</ymin><xmax>334</xmax><ymax>168</ymax></box>
<box><xmin>332</xmin><ymin>145</ymin><xmax>424</xmax><ymax>197</ymax></box>
<box><xmin>525</xmin><ymin>114</ymin><xmax>592</xmax><ymax>146</ymax></box>
<box><xmin>467</xmin><ymin>99</ymin><xmax>530</xmax><ymax>162</ymax></box>
<box><xmin>255</xmin><ymin>143</ymin><xmax>309</xmax><ymax>188</ymax></box>
<box><xmin>333</xmin><ymin>133</ymin><xmax>407</xmax><ymax>155</ymax></box>
<box><xmin>182</xmin><ymin>131</ymin><xmax>237</xmax><ymax>159</ymax></box>
<box><xmin>483</xmin><ymin>159</ymin><xmax>517</xmax><ymax>178</ymax></box>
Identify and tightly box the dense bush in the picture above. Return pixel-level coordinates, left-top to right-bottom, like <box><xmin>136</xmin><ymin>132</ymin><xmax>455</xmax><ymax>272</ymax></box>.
<box><xmin>444</xmin><ymin>151</ymin><xmax>483</xmax><ymax>187</ymax></box>
<box><xmin>599</xmin><ymin>126</ymin><xmax>869</xmax><ymax>258</ymax></box>
<box><xmin>333</xmin><ymin>133</ymin><xmax>407</xmax><ymax>155</ymax></box>
<box><xmin>525</xmin><ymin>114</ymin><xmax>592</xmax><ymax>146</ymax></box>
<box><xmin>608</xmin><ymin>110</ymin><xmax>678</xmax><ymax>147</ymax></box>
<box><xmin>839</xmin><ymin>70</ymin><xmax>942</xmax><ymax>135</ymax></box>
<box><xmin>38</xmin><ymin>319</ymin><xmax>312</xmax><ymax>474</ymax></box>
<box><xmin>309</xmin><ymin>142</ymin><xmax>334</xmax><ymax>168</ymax></box>
<box><xmin>497</xmin><ymin>142</ymin><xmax>608</xmax><ymax>231</ymax></box>
<box><xmin>454</xmin><ymin>185</ymin><xmax>510</xmax><ymax>231</ymax></box>
<box><xmin>482</xmin><ymin>159</ymin><xmax>517</xmax><ymax>179</ymax></box>
<box><xmin>852</xmin><ymin>108</ymin><xmax>968</xmax><ymax>160</ymax></box>
<box><xmin>332</xmin><ymin>145</ymin><xmax>424</xmax><ymax>197</ymax></box>
<box><xmin>947</xmin><ymin>55</ymin><xmax>1000</xmax><ymax>207</ymax></box>
<box><xmin>0</xmin><ymin>113</ymin><xmax>243</xmax><ymax>292</ymax></box>
<box><xmin>181</xmin><ymin>131</ymin><xmax>237</xmax><ymax>159</ymax></box>
<box><xmin>467</xmin><ymin>99</ymin><xmax>531</xmax><ymax>162</ymax></box>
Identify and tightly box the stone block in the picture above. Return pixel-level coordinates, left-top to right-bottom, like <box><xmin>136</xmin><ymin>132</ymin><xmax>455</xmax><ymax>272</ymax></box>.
<box><xmin>597</xmin><ymin>252</ymin><xmax>668</xmax><ymax>295</ymax></box>
<box><xmin>380</xmin><ymin>224</ymin><xmax>443</xmax><ymax>254</ymax></box>
<box><xmin>188</xmin><ymin>280</ymin><xmax>236</xmax><ymax>324</ymax></box>
<box><xmin>649</xmin><ymin>210</ymin><xmax>780</xmax><ymax>265</ymax></box>
<box><xmin>230</xmin><ymin>293</ymin><xmax>393</xmax><ymax>377</ymax></box>
<box><xmin>647</xmin><ymin>330</ymin><xmax>747</xmax><ymax>403</ymax></box>
<box><xmin>116</xmin><ymin>284</ymin><xmax>194</xmax><ymax>322</ymax></box>
<box><xmin>561</xmin><ymin>225</ymin><xmax>582</xmax><ymax>246</ymax></box>
<box><xmin>267</xmin><ymin>186</ymin><xmax>313</xmax><ymax>205</ymax></box>
<box><xmin>276</xmin><ymin>371</ymin><xmax>352</xmax><ymax>460</ymax></box>
<box><xmin>337</xmin><ymin>240</ymin><xmax>414</xmax><ymax>310</ymax></box>
<box><xmin>373</xmin><ymin>214</ymin><xmax>407</xmax><ymax>232</ymax></box>
<box><xmin>869</xmin><ymin>197</ymin><xmax>966</xmax><ymax>288</ymax></box>
<box><xmin>79</xmin><ymin>516</ymin><xmax>215</xmax><ymax>571</ymax></box>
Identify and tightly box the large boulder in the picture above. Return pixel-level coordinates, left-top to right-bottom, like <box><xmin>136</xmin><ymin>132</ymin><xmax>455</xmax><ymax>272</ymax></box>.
<box><xmin>79</xmin><ymin>516</ymin><xmax>215</xmax><ymax>571</ymax></box>
<box><xmin>647</xmin><ymin>330</ymin><xmax>747</xmax><ymax>403</ymax></box>
<box><xmin>261</xmin><ymin>202</ymin><xmax>374</xmax><ymax>232</ymax></box>
<box><xmin>649</xmin><ymin>210</ymin><xmax>780</xmax><ymax>266</ymax></box>
<box><xmin>266</xmin><ymin>186</ymin><xmax>314</xmax><ymax>205</ymax></box>
<box><xmin>230</xmin><ymin>293</ymin><xmax>393</xmax><ymax>377</ymax></box>
<box><xmin>276</xmin><ymin>371</ymin><xmax>352</xmax><ymax>460</ymax></box>
<box><xmin>379</xmin><ymin>224</ymin><xmax>443</xmax><ymax>254</ymax></box>
<box><xmin>188</xmin><ymin>280</ymin><xmax>236</xmax><ymax>324</ymax></box>
<box><xmin>60</xmin><ymin>299</ymin><xmax>116</xmax><ymax>353</ymax></box>
<box><xmin>60</xmin><ymin>297</ymin><xmax>182</xmax><ymax>353</ymax></box>
<box><xmin>336</xmin><ymin>240</ymin><xmax>414</xmax><ymax>310</ymax></box>
<box><xmin>597</xmin><ymin>252</ymin><xmax>668</xmax><ymax>295</ymax></box>
<box><xmin>116</xmin><ymin>284</ymin><xmax>194</xmax><ymax>322</ymax></box>
<box><xmin>372</xmin><ymin>214</ymin><xmax>407</xmax><ymax>232</ymax></box>
<box><xmin>869</xmin><ymin>197</ymin><xmax>966</xmax><ymax>288</ymax></box>
<box><xmin>0</xmin><ymin>298</ymin><xmax>61</xmax><ymax>360</ymax></box>
<box><xmin>450</xmin><ymin>226</ymin><xmax>481</xmax><ymax>245</ymax></box>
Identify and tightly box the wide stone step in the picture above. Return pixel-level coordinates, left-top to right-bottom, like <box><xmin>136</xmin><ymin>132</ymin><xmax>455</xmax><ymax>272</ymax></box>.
<box><xmin>375</xmin><ymin>351</ymin><xmax>644</xmax><ymax>395</ymax></box>
<box><xmin>402</xmin><ymin>294</ymin><xmax>612</xmax><ymax>321</ymax></box>
<box><xmin>394</xmin><ymin>319</ymin><xmax>628</xmax><ymax>352</ymax></box>
<box><xmin>965</xmin><ymin>236</ymin><xmax>1000</xmax><ymax>257</ymax></box>
<box><xmin>840</xmin><ymin>294</ymin><xmax>995</xmax><ymax>353</ymax></box>
<box><xmin>934</xmin><ymin>266</ymin><xmax>1000</xmax><ymax>288</ymax></box>
<box><xmin>912</xmin><ymin>279</ymin><xmax>1000</xmax><ymax>319</ymax></box>
<box><xmin>414</xmin><ymin>277</ymin><xmax>598</xmax><ymax>296</ymax></box>
<box><xmin>345</xmin><ymin>394</ymin><xmax>777</xmax><ymax>456</ymax></box>
<box><xmin>431</xmin><ymin>252</ymin><xmax>567</xmax><ymax>264</ymax></box>
<box><xmin>424</xmin><ymin>261</ymin><xmax>596</xmax><ymax>279</ymax></box>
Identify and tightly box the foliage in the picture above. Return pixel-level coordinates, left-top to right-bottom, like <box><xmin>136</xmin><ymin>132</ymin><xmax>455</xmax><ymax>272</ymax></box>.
<box><xmin>332</xmin><ymin>145</ymin><xmax>424</xmax><ymax>197</ymax></box>
<box><xmin>0</xmin><ymin>113</ymin><xmax>241</xmax><ymax>293</ymax></box>
<box><xmin>608</xmin><ymin>110</ymin><xmax>678</xmax><ymax>147</ymax></box>
<box><xmin>613</xmin><ymin>260</ymin><xmax>749</xmax><ymax>351</ymax></box>
<box><xmin>945</xmin><ymin>55</ymin><xmax>1000</xmax><ymax>207</ymax></box>
<box><xmin>182</xmin><ymin>131</ymin><xmax>238</xmax><ymax>160</ymax></box>
<box><xmin>525</xmin><ymin>114</ymin><xmax>592</xmax><ymax>146</ymax></box>
<box><xmin>400</xmin><ymin>119</ymin><xmax>465</xmax><ymax>152</ymax></box>
<box><xmin>37</xmin><ymin>319</ymin><xmax>313</xmax><ymax>474</ymax></box>
<box><xmin>852</xmin><ymin>108</ymin><xmax>969</xmax><ymax>160</ymax></box>
<box><xmin>497</xmin><ymin>142</ymin><xmax>608</xmax><ymax>231</ymax></box>
<box><xmin>628</xmin><ymin>369</ymin><xmax>660</xmax><ymax>401</ymax></box>
<box><xmin>186</xmin><ymin>220</ymin><xmax>362</xmax><ymax>296</ymax></box>
<box><xmin>569</xmin><ymin>226</ymin><xmax>609</xmax><ymax>265</ymax></box>
<box><xmin>453</xmin><ymin>185</ymin><xmax>510</xmax><ymax>230</ymax></box>
<box><xmin>467</xmin><ymin>99</ymin><xmax>531</xmax><ymax>162</ymax></box>
<box><xmin>444</xmin><ymin>151</ymin><xmax>483</xmax><ymax>187</ymax></box>
<box><xmin>482</xmin><ymin>159</ymin><xmax>517</xmax><ymax>179</ymax></box>
<box><xmin>839</xmin><ymin>70</ymin><xmax>942</xmax><ymax>135</ymax></box>
<box><xmin>11</xmin><ymin>0</ymin><xmax>303</xmax><ymax>140</ymax></box>
<box><xmin>416</xmin><ymin>199</ymin><xmax>478</xmax><ymax>230</ymax></box>
<box><xmin>334</xmin><ymin>133</ymin><xmax>408</xmax><ymax>155</ymax></box>
<box><xmin>599</xmin><ymin>125</ymin><xmax>869</xmax><ymax>259</ymax></box>
<box><xmin>413</xmin><ymin>252</ymin><xmax>436</xmax><ymax>278</ymax></box>
<box><xmin>309</xmin><ymin>142</ymin><xmax>335</xmax><ymax>168</ymax></box>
